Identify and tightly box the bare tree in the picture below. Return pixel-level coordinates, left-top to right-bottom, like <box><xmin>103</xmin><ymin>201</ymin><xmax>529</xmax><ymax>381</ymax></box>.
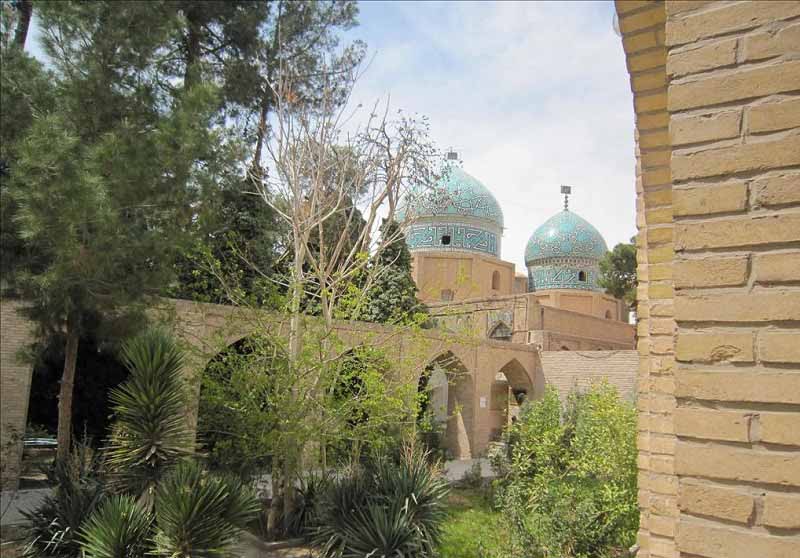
<box><xmin>248</xmin><ymin>59</ymin><xmax>440</xmax><ymax>529</ymax></box>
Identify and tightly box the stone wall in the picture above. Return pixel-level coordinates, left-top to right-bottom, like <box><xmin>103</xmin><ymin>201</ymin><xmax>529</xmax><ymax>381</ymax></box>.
<box><xmin>539</xmin><ymin>350</ymin><xmax>639</xmax><ymax>402</ymax></box>
<box><xmin>617</xmin><ymin>1</ymin><xmax>800</xmax><ymax>556</ymax></box>
<box><xmin>0</xmin><ymin>300</ymin><xmax>35</xmax><ymax>491</ymax></box>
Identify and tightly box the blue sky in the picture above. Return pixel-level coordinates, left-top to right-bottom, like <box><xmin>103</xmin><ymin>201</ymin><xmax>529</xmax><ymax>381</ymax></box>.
<box><xmin>26</xmin><ymin>0</ymin><xmax>636</xmax><ymax>271</ymax></box>
<box><xmin>346</xmin><ymin>0</ymin><xmax>636</xmax><ymax>270</ymax></box>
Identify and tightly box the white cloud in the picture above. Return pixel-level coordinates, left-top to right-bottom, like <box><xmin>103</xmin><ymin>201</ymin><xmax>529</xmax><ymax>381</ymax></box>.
<box><xmin>347</xmin><ymin>0</ymin><xmax>636</xmax><ymax>270</ymax></box>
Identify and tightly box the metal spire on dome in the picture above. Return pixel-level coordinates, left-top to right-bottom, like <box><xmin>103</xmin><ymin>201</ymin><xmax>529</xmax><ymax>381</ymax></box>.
<box><xmin>561</xmin><ymin>184</ymin><xmax>572</xmax><ymax>211</ymax></box>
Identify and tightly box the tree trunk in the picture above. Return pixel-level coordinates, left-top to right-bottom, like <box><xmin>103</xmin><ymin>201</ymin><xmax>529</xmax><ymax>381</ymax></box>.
<box><xmin>182</xmin><ymin>6</ymin><xmax>202</xmax><ymax>89</ymax></box>
<box><xmin>56</xmin><ymin>313</ymin><xmax>79</xmax><ymax>461</ymax></box>
<box><xmin>14</xmin><ymin>0</ymin><xmax>33</xmax><ymax>49</ymax></box>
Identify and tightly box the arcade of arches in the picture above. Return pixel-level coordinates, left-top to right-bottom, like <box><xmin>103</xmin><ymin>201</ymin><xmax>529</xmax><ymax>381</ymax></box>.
<box><xmin>2</xmin><ymin>2</ymin><xmax>799</xmax><ymax>557</ymax></box>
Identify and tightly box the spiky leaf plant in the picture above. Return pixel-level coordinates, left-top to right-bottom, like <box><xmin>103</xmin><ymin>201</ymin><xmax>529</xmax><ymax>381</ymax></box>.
<box><xmin>79</xmin><ymin>495</ymin><xmax>152</xmax><ymax>558</ymax></box>
<box><xmin>314</xmin><ymin>446</ymin><xmax>449</xmax><ymax>557</ymax></box>
<box><xmin>22</xmin><ymin>442</ymin><xmax>104</xmax><ymax>557</ymax></box>
<box><xmin>105</xmin><ymin>328</ymin><xmax>193</xmax><ymax>500</ymax></box>
<box><xmin>151</xmin><ymin>460</ymin><xmax>259</xmax><ymax>557</ymax></box>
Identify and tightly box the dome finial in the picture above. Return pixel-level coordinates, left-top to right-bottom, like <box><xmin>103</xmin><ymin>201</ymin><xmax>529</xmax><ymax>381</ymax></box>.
<box><xmin>560</xmin><ymin>184</ymin><xmax>572</xmax><ymax>211</ymax></box>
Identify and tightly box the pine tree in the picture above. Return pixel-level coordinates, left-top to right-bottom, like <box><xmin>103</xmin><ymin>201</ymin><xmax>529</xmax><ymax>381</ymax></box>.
<box><xmin>4</xmin><ymin>1</ymin><xmax>233</xmax><ymax>458</ymax></box>
<box><xmin>353</xmin><ymin>220</ymin><xmax>427</xmax><ymax>325</ymax></box>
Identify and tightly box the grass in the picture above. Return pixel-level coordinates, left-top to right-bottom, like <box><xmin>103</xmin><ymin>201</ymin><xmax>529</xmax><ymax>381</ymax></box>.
<box><xmin>438</xmin><ymin>487</ymin><xmax>513</xmax><ymax>558</ymax></box>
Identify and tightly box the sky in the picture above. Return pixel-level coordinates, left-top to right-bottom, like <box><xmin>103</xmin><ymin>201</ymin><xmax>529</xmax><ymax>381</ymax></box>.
<box><xmin>25</xmin><ymin>0</ymin><xmax>636</xmax><ymax>272</ymax></box>
<box><xmin>345</xmin><ymin>0</ymin><xmax>636</xmax><ymax>271</ymax></box>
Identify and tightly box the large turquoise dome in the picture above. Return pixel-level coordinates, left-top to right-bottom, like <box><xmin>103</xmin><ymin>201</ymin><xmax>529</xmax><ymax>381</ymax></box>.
<box><xmin>524</xmin><ymin>209</ymin><xmax>608</xmax><ymax>292</ymax></box>
<box><xmin>398</xmin><ymin>164</ymin><xmax>504</xmax><ymax>227</ymax></box>
<box><xmin>399</xmin><ymin>160</ymin><xmax>504</xmax><ymax>258</ymax></box>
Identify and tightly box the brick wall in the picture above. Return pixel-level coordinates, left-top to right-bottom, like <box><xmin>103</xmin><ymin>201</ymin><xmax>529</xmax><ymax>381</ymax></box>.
<box><xmin>539</xmin><ymin>350</ymin><xmax>639</xmax><ymax>402</ymax></box>
<box><xmin>0</xmin><ymin>300</ymin><xmax>35</xmax><ymax>491</ymax></box>
<box><xmin>617</xmin><ymin>1</ymin><xmax>800</xmax><ymax>556</ymax></box>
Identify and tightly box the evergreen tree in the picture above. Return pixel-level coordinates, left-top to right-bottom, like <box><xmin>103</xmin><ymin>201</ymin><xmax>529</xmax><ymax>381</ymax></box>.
<box><xmin>599</xmin><ymin>241</ymin><xmax>637</xmax><ymax>311</ymax></box>
<box><xmin>353</xmin><ymin>220</ymin><xmax>427</xmax><ymax>325</ymax></box>
<box><xmin>3</xmin><ymin>1</ymin><xmax>234</xmax><ymax>458</ymax></box>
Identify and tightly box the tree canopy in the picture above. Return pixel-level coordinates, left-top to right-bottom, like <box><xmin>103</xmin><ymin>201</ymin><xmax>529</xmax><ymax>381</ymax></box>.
<box><xmin>599</xmin><ymin>241</ymin><xmax>637</xmax><ymax>310</ymax></box>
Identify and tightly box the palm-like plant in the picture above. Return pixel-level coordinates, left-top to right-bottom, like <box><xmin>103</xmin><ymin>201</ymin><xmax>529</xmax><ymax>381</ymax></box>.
<box><xmin>105</xmin><ymin>328</ymin><xmax>193</xmax><ymax>500</ymax></box>
<box><xmin>314</xmin><ymin>446</ymin><xmax>449</xmax><ymax>557</ymax></box>
<box><xmin>151</xmin><ymin>460</ymin><xmax>260</xmax><ymax>557</ymax></box>
<box><xmin>22</xmin><ymin>443</ymin><xmax>104</xmax><ymax>558</ymax></box>
<box><xmin>79</xmin><ymin>495</ymin><xmax>152</xmax><ymax>558</ymax></box>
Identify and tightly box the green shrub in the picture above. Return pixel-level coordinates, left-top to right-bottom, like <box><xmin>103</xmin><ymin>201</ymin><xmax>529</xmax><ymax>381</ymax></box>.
<box><xmin>151</xmin><ymin>460</ymin><xmax>260</xmax><ymax>557</ymax></box>
<box><xmin>79</xmin><ymin>495</ymin><xmax>152</xmax><ymax>558</ymax></box>
<box><xmin>22</xmin><ymin>443</ymin><xmax>104</xmax><ymax>557</ymax></box>
<box><xmin>495</xmin><ymin>383</ymin><xmax>638</xmax><ymax>558</ymax></box>
<box><xmin>314</xmin><ymin>446</ymin><xmax>449</xmax><ymax>557</ymax></box>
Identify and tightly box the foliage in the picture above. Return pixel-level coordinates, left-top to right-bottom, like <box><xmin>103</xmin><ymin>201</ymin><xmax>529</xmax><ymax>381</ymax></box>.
<box><xmin>314</xmin><ymin>446</ymin><xmax>449</xmax><ymax>558</ymax></box>
<box><xmin>438</xmin><ymin>488</ymin><xmax>515</xmax><ymax>558</ymax></box>
<box><xmin>198</xmin><ymin>335</ymin><xmax>283</xmax><ymax>478</ymax></box>
<box><xmin>599</xmin><ymin>242</ymin><xmax>637</xmax><ymax>310</ymax></box>
<box><xmin>105</xmin><ymin>329</ymin><xmax>193</xmax><ymax>500</ymax></box>
<box><xmin>79</xmin><ymin>495</ymin><xmax>152</xmax><ymax>558</ymax></box>
<box><xmin>22</xmin><ymin>442</ymin><xmax>104</xmax><ymax>558</ymax></box>
<box><xmin>3</xmin><ymin>0</ymin><xmax>234</xmax><ymax>457</ymax></box>
<box><xmin>198</xmin><ymin>329</ymin><xmax>418</xmax><ymax>483</ymax></box>
<box><xmin>150</xmin><ymin>461</ymin><xmax>260</xmax><ymax>557</ymax></box>
<box><xmin>68</xmin><ymin>329</ymin><xmax>259</xmax><ymax>558</ymax></box>
<box><xmin>493</xmin><ymin>384</ymin><xmax>638</xmax><ymax>558</ymax></box>
<box><xmin>347</xmin><ymin>220</ymin><xmax>428</xmax><ymax>325</ymax></box>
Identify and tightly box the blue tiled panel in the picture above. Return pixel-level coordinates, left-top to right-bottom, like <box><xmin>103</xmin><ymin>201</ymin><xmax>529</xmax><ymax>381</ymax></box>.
<box><xmin>527</xmin><ymin>264</ymin><xmax>600</xmax><ymax>291</ymax></box>
<box><xmin>406</xmin><ymin>224</ymin><xmax>498</xmax><ymax>257</ymax></box>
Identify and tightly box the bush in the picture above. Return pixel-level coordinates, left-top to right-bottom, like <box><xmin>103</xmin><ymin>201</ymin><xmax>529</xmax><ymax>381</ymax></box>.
<box><xmin>314</xmin><ymin>446</ymin><xmax>449</xmax><ymax>557</ymax></box>
<box><xmin>79</xmin><ymin>495</ymin><xmax>152</xmax><ymax>558</ymax></box>
<box><xmin>495</xmin><ymin>384</ymin><xmax>638</xmax><ymax>558</ymax></box>
<box><xmin>22</xmin><ymin>443</ymin><xmax>104</xmax><ymax>557</ymax></box>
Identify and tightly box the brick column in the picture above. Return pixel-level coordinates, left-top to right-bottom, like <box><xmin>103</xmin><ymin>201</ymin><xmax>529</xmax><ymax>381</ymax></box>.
<box><xmin>666</xmin><ymin>1</ymin><xmax>800</xmax><ymax>556</ymax></box>
<box><xmin>0</xmin><ymin>300</ymin><xmax>35</xmax><ymax>491</ymax></box>
<box><xmin>617</xmin><ymin>1</ymin><xmax>676</xmax><ymax>556</ymax></box>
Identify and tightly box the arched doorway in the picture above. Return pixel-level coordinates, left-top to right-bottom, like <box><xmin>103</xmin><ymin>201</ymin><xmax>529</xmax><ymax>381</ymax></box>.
<box><xmin>490</xmin><ymin>359</ymin><xmax>534</xmax><ymax>440</ymax></box>
<box><xmin>418</xmin><ymin>351</ymin><xmax>473</xmax><ymax>460</ymax></box>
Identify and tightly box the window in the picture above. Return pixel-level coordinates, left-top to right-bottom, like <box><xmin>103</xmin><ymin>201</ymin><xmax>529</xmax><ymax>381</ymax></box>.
<box><xmin>441</xmin><ymin>289</ymin><xmax>454</xmax><ymax>302</ymax></box>
<box><xmin>578</xmin><ymin>270</ymin><xmax>587</xmax><ymax>282</ymax></box>
<box><xmin>491</xmin><ymin>270</ymin><xmax>501</xmax><ymax>290</ymax></box>
<box><xmin>441</xmin><ymin>234</ymin><xmax>451</xmax><ymax>245</ymax></box>
<box><xmin>605</xmin><ymin>310</ymin><xmax>613</xmax><ymax>319</ymax></box>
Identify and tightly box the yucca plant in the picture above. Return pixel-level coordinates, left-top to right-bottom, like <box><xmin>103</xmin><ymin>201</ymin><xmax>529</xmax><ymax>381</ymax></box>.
<box><xmin>79</xmin><ymin>495</ymin><xmax>152</xmax><ymax>558</ymax></box>
<box><xmin>105</xmin><ymin>328</ymin><xmax>193</xmax><ymax>501</ymax></box>
<box><xmin>22</xmin><ymin>442</ymin><xmax>105</xmax><ymax>557</ymax></box>
<box><xmin>314</xmin><ymin>446</ymin><xmax>449</xmax><ymax>558</ymax></box>
<box><xmin>151</xmin><ymin>460</ymin><xmax>260</xmax><ymax>557</ymax></box>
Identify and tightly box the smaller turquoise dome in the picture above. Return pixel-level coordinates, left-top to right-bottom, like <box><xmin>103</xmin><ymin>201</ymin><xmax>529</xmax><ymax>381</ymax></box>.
<box><xmin>397</xmin><ymin>164</ymin><xmax>504</xmax><ymax>228</ymax></box>
<box><xmin>525</xmin><ymin>209</ymin><xmax>607</xmax><ymax>264</ymax></box>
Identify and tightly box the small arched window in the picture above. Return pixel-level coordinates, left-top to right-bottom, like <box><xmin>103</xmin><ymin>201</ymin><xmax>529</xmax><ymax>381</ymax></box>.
<box><xmin>605</xmin><ymin>310</ymin><xmax>612</xmax><ymax>319</ymax></box>
<box><xmin>441</xmin><ymin>235</ymin><xmax>451</xmax><ymax>246</ymax></box>
<box><xmin>578</xmin><ymin>270</ymin><xmax>587</xmax><ymax>282</ymax></box>
<box><xmin>491</xmin><ymin>270</ymin><xmax>501</xmax><ymax>290</ymax></box>
<box><xmin>441</xmin><ymin>289</ymin><xmax>454</xmax><ymax>302</ymax></box>
<box><xmin>561</xmin><ymin>345</ymin><xmax>570</xmax><ymax>351</ymax></box>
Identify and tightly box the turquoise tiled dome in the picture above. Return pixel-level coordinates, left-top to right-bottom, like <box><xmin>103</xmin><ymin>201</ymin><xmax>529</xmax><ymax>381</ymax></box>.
<box><xmin>399</xmin><ymin>161</ymin><xmax>504</xmax><ymax>258</ymax></box>
<box><xmin>524</xmin><ymin>209</ymin><xmax>608</xmax><ymax>292</ymax></box>
<box><xmin>398</xmin><ymin>164</ymin><xmax>504</xmax><ymax>228</ymax></box>
<box><xmin>525</xmin><ymin>209</ymin><xmax>607</xmax><ymax>264</ymax></box>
